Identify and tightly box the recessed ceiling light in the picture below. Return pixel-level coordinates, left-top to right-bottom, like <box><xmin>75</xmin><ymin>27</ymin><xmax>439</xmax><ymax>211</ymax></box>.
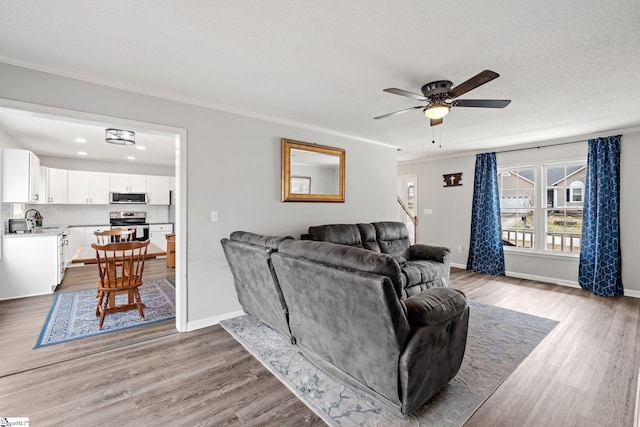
<box><xmin>127</xmin><ymin>156</ymin><xmax>135</xmax><ymax>160</ymax></box>
<box><xmin>135</xmin><ymin>145</ymin><xmax>146</xmax><ymax>150</ymax></box>
<box><xmin>77</xmin><ymin>151</ymin><xmax>87</xmax><ymax>156</ymax></box>
<box><xmin>75</xmin><ymin>138</ymin><xmax>87</xmax><ymax>143</ymax></box>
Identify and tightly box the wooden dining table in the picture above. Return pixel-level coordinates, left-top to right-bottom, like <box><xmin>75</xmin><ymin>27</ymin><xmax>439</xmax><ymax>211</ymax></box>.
<box><xmin>71</xmin><ymin>242</ymin><xmax>166</xmax><ymax>264</ymax></box>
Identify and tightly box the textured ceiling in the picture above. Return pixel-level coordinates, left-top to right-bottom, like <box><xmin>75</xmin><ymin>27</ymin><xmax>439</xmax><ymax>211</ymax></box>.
<box><xmin>1</xmin><ymin>0</ymin><xmax>639</xmax><ymax>163</ymax></box>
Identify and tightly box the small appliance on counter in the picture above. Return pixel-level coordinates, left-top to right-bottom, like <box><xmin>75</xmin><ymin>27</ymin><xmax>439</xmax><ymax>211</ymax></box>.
<box><xmin>25</xmin><ymin>208</ymin><xmax>44</xmax><ymax>227</ymax></box>
<box><xmin>8</xmin><ymin>218</ymin><xmax>34</xmax><ymax>234</ymax></box>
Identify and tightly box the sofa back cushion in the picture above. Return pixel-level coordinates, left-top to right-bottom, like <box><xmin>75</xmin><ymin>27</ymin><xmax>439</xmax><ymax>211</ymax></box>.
<box><xmin>230</xmin><ymin>230</ymin><xmax>293</xmax><ymax>250</ymax></box>
<box><xmin>307</xmin><ymin>224</ymin><xmax>364</xmax><ymax>249</ymax></box>
<box><xmin>356</xmin><ymin>223</ymin><xmax>382</xmax><ymax>252</ymax></box>
<box><xmin>372</xmin><ymin>222</ymin><xmax>412</xmax><ymax>255</ymax></box>
<box><xmin>278</xmin><ymin>239</ymin><xmax>404</xmax><ymax>298</ymax></box>
<box><xmin>221</xmin><ymin>232</ymin><xmax>293</xmax><ymax>336</ymax></box>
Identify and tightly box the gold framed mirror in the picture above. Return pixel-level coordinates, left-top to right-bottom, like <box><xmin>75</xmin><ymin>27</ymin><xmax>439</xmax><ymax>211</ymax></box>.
<box><xmin>281</xmin><ymin>138</ymin><xmax>345</xmax><ymax>202</ymax></box>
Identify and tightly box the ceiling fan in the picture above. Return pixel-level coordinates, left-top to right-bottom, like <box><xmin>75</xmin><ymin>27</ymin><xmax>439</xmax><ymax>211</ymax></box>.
<box><xmin>374</xmin><ymin>70</ymin><xmax>510</xmax><ymax>126</ymax></box>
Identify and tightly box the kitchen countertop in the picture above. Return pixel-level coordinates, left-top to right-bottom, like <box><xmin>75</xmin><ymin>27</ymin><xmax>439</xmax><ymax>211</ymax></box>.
<box><xmin>3</xmin><ymin>222</ymin><xmax>174</xmax><ymax>238</ymax></box>
<box><xmin>2</xmin><ymin>226</ymin><xmax>69</xmax><ymax>238</ymax></box>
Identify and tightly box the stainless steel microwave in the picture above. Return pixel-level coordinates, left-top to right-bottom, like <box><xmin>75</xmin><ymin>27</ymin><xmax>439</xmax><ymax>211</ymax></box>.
<box><xmin>109</xmin><ymin>192</ymin><xmax>148</xmax><ymax>204</ymax></box>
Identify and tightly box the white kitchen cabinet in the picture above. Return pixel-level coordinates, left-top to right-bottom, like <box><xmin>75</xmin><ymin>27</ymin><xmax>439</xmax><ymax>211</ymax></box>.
<box><xmin>65</xmin><ymin>225</ymin><xmax>110</xmax><ymax>266</ymax></box>
<box><xmin>0</xmin><ymin>235</ymin><xmax>59</xmax><ymax>299</ymax></box>
<box><xmin>149</xmin><ymin>223</ymin><xmax>173</xmax><ymax>251</ymax></box>
<box><xmin>65</xmin><ymin>227</ymin><xmax>85</xmax><ymax>265</ymax></box>
<box><xmin>110</xmin><ymin>173</ymin><xmax>147</xmax><ymax>192</ymax></box>
<box><xmin>39</xmin><ymin>166</ymin><xmax>68</xmax><ymax>204</ymax></box>
<box><xmin>146</xmin><ymin>175</ymin><xmax>171</xmax><ymax>205</ymax></box>
<box><xmin>169</xmin><ymin>176</ymin><xmax>176</xmax><ymax>192</ymax></box>
<box><xmin>1</xmin><ymin>148</ymin><xmax>40</xmax><ymax>203</ymax></box>
<box><xmin>84</xmin><ymin>225</ymin><xmax>111</xmax><ymax>244</ymax></box>
<box><xmin>67</xmin><ymin>171</ymin><xmax>110</xmax><ymax>204</ymax></box>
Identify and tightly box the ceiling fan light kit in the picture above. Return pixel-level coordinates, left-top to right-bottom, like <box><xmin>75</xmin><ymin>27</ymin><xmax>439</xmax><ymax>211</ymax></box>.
<box><xmin>375</xmin><ymin>70</ymin><xmax>511</xmax><ymax>126</ymax></box>
<box><xmin>105</xmin><ymin>128</ymin><xmax>136</xmax><ymax>145</ymax></box>
<box><xmin>424</xmin><ymin>104</ymin><xmax>450</xmax><ymax>120</ymax></box>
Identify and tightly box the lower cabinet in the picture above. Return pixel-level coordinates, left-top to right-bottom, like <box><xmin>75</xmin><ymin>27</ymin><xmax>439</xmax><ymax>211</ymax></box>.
<box><xmin>66</xmin><ymin>225</ymin><xmax>111</xmax><ymax>265</ymax></box>
<box><xmin>1</xmin><ymin>236</ymin><xmax>59</xmax><ymax>299</ymax></box>
<box><xmin>149</xmin><ymin>224</ymin><xmax>173</xmax><ymax>251</ymax></box>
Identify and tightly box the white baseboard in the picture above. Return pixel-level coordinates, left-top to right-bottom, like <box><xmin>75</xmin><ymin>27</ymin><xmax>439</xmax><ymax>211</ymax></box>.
<box><xmin>504</xmin><ymin>270</ymin><xmax>580</xmax><ymax>289</ymax></box>
<box><xmin>186</xmin><ymin>309</ymin><xmax>245</xmax><ymax>332</ymax></box>
<box><xmin>450</xmin><ymin>263</ymin><xmax>640</xmax><ymax>298</ymax></box>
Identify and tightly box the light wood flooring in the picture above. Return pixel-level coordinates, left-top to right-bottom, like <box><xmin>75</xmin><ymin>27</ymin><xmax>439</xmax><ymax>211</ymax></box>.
<box><xmin>1</xmin><ymin>265</ymin><xmax>638</xmax><ymax>426</ymax></box>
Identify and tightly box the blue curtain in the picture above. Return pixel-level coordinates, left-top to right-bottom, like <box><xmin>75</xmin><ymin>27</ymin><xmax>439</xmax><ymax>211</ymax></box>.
<box><xmin>467</xmin><ymin>152</ymin><xmax>505</xmax><ymax>276</ymax></box>
<box><xmin>578</xmin><ymin>135</ymin><xmax>623</xmax><ymax>297</ymax></box>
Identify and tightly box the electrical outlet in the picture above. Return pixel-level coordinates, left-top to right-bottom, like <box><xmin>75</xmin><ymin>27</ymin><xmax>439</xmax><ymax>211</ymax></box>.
<box><xmin>424</xmin><ymin>209</ymin><xmax>433</xmax><ymax>215</ymax></box>
<box><xmin>458</xmin><ymin>245</ymin><xmax>464</xmax><ymax>253</ymax></box>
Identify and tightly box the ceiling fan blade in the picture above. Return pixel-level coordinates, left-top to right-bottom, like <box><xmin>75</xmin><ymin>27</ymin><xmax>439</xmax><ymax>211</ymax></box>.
<box><xmin>430</xmin><ymin>118</ymin><xmax>443</xmax><ymax>126</ymax></box>
<box><xmin>447</xmin><ymin>70</ymin><xmax>499</xmax><ymax>99</ymax></box>
<box><xmin>452</xmin><ymin>99</ymin><xmax>511</xmax><ymax>108</ymax></box>
<box><xmin>374</xmin><ymin>106</ymin><xmax>423</xmax><ymax>120</ymax></box>
<box><xmin>383</xmin><ymin>88</ymin><xmax>428</xmax><ymax>101</ymax></box>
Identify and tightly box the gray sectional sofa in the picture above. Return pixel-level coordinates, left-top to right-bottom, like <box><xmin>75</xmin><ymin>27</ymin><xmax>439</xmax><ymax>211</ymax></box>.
<box><xmin>221</xmin><ymin>229</ymin><xmax>469</xmax><ymax>416</ymax></box>
<box><xmin>307</xmin><ymin>221</ymin><xmax>451</xmax><ymax>297</ymax></box>
<box><xmin>220</xmin><ymin>231</ymin><xmax>293</xmax><ymax>337</ymax></box>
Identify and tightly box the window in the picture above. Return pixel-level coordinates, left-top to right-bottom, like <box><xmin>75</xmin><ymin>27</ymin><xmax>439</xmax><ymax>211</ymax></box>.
<box><xmin>498</xmin><ymin>167</ymin><xmax>535</xmax><ymax>249</ymax></box>
<box><xmin>498</xmin><ymin>161</ymin><xmax>586</xmax><ymax>254</ymax></box>
<box><xmin>544</xmin><ymin>163</ymin><xmax>585</xmax><ymax>253</ymax></box>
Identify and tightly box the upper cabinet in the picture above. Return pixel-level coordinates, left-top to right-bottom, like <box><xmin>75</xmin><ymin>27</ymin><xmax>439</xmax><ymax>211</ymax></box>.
<box><xmin>146</xmin><ymin>175</ymin><xmax>171</xmax><ymax>205</ymax></box>
<box><xmin>110</xmin><ymin>173</ymin><xmax>147</xmax><ymax>192</ymax></box>
<box><xmin>1</xmin><ymin>148</ymin><xmax>40</xmax><ymax>203</ymax></box>
<box><xmin>67</xmin><ymin>171</ymin><xmax>110</xmax><ymax>204</ymax></box>
<box><xmin>39</xmin><ymin>167</ymin><xmax>68</xmax><ymax>204</ymax></box>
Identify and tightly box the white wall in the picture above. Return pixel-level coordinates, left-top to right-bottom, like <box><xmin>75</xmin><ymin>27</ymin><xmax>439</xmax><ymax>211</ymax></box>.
<box><xmin>399</xmin><ymin>132</ymin><xmax>640</xmax><ymax>295</ymax></box>
<box><xmin>0</xmin><ymin>62</ymin><xmax>398</xmax><ymax>326</ymax></box>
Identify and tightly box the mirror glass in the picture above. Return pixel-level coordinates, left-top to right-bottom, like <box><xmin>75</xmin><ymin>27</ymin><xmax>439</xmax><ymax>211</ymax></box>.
<box><xmin>281</xmin><ymin>139</ymin><xmax>345</xmax><ymax>202</ymax></box>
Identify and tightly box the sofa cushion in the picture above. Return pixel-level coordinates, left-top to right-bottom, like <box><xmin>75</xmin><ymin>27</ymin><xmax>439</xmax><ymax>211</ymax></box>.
<box><xmin>230</xmin><ymin>231</ymin><xmax>293</xmax><ymax>250</ymax></box>
<box><xmin>372</xmin><ymin>222</ymin><xmax>411</xmax><ymax>255</ymax></box>
<box><xmin>402</xmin><ymin>260</ymin><xmax>449</xmax><ymax>288</ymax></box>
<box><xmin>404</xmin><ymin>288</ymin><xmax>467</xmax><ymax>326</ymax></box>
<box><xmin>308</xmin><ymin>224</ymin><xmax>364</xmax><ymax>249</ymax></box>
<box><xmin>356</xmin><ymin>223</ymin><xmax>382</xmax><ymax>252</ymax></box>
<box><xmin>278</xmin><ymin>239</ymin><xmax>405</xmax><ymax>298</ymax></box>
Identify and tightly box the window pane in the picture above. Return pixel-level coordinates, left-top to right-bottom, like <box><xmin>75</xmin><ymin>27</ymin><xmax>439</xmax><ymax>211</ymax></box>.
<box><xmin>546</xmin><ymin>209</ymin><xmax>582</xmax><ymax>253</ymax></box>
<box><xmin>499</xmin><ymin>166</ymin><xmax>535</xmax><ymax>249</ymax></box>
<box><xmin>501</xmin><ymin>211</ymin><xmax>535</xmax><ymax>248</ymax></box>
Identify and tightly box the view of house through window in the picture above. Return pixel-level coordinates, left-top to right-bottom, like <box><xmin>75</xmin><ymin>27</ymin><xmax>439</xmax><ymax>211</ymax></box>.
<box><xmin>498</xmin><ymin>161</ymin><xmax>586</xmax><ymax>254</ymax></box>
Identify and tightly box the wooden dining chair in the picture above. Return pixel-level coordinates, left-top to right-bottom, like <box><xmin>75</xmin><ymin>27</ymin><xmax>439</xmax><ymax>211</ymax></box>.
<box><xmin>91</xmin><ymin>240</ymin><xmax>150</xmax><ymax>329</ymax></box>
<box><xmin>94</xmin><ymin>228</ymin><xmax>135</xmax><ymax>244</ymax></box>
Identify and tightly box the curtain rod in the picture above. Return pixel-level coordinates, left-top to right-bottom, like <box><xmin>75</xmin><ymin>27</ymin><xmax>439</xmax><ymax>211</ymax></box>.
<box><xmin>495</xmin><ymin>139</ymin><xmax>587</xmax><ymax>154</ymax></box>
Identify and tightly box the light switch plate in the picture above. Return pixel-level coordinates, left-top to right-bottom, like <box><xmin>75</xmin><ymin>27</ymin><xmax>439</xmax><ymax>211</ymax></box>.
<box><xmin>211</xmin><ymin>210</ymin><xmax>218</xmax><ymax>222</ymax></box>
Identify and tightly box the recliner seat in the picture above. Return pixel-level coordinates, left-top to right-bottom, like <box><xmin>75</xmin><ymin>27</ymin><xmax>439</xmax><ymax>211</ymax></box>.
<box><xmin>307</xmin><ymin>221</ymin><xmax>451</xmax><ymax>297</ymax></box>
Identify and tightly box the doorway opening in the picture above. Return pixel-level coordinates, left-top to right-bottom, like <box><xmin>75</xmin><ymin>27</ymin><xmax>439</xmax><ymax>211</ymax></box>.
<box><xmin>397</xmin><ymin>174</ymin><xmax>418</xmax><ymax>243</ymax></box>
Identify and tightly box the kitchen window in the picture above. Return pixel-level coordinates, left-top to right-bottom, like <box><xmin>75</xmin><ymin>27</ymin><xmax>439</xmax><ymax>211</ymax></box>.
<box><xmin>498</xmin><ymin>160</ymin><xmax>586</xmax><ymax>255</ymax></box>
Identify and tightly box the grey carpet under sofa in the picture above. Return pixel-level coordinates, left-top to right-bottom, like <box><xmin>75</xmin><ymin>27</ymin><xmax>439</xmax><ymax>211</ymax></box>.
<box><xmin>221</xmin><ymin>221</ymin><xmax>469</xmax><ymax>416</ymax></box>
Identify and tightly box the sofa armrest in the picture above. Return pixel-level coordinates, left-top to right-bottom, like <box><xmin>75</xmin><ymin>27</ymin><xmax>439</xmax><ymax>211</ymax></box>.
<box><xmin>407</xmin><ymin>244</ymin><xmax>451</xmax><ymax>264</ymax></box>
<box><xmin>404</xmin><ymin>288</ymin><xmax>467</xmax><ymax>326</ymax></box>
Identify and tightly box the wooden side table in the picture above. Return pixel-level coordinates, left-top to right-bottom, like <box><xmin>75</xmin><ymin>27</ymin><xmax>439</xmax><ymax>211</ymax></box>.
<box><xmin>166</xmin><ymin>233</ymin><xmax>176</xmax><ymax>268</ymax></box>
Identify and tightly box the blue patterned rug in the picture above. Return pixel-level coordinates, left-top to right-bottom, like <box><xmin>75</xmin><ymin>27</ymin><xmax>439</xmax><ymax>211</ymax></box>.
<box><xmin>35</xmin><ymin>278</ymin><xmax>176</xmax><ymax>348</ymax></box>
<box><xmin>220</xmin><ymin>300</ymin><xmax>558</xmax><ymax>426</ymax></box>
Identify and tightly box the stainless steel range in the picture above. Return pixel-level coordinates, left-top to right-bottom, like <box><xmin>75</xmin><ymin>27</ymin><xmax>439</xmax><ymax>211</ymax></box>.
<box><xmin>109</xmin><ymin>211</ymin><xmax>150</xmax><ymax>241</ymax></box>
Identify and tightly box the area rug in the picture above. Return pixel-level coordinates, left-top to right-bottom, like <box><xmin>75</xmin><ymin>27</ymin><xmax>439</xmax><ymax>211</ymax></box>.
<box><xmin>34</xmin><ymin>278</ymin><xmax>176</xmax><ymax>348</ymax></box>
<box><xmin>220</xmin><ymin>300</ymin><xmax>559</xmax><ymax>426</ymax></box>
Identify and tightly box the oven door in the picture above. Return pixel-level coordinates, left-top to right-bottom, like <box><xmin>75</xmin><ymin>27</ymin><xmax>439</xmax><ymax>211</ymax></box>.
<box><xmin>111</xmin><ymin>224</ymin><xmax>150</xmax><ymax>242</ymax></box>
